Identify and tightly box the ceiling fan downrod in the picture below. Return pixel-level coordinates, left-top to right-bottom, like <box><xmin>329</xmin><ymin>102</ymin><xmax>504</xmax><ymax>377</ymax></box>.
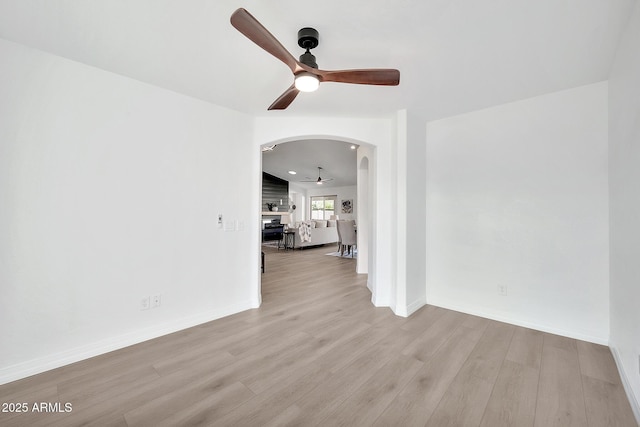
<box><xmin>298</xmin><ymin>27</ymin><xmax>319</xmax><ymax>68</ymax></box>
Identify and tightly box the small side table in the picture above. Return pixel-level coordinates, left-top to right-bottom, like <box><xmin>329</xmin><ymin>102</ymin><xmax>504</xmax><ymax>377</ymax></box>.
<box><xmin>280</xmin><ymin>231</ymin><xmax>295</xmax><ymax>250</ymax></box>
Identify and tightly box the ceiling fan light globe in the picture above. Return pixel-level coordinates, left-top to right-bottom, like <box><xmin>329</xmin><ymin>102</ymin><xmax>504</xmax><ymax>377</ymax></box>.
<box><xmin>295</xmin><ymin>72</ymin><xmax>320</xmax><ymax>92</ymax></box>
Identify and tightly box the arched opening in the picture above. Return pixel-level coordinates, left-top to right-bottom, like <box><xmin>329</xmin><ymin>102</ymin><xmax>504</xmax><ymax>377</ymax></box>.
<box><xmin>257</xmin><ymin>136</ymin><xmax>377</xmax><ymax>305</ymax></box>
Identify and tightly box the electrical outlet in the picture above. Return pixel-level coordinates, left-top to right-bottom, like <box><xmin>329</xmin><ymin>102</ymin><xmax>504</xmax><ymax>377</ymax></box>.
<box><xmin>497</xmin><ymin>285</ymin><xmax>508</xmax><ymax>296</ymax></box>
<box><xmin>152</xmin><ymin>294</ymin><xmax>162</xmax><ymax>308</ymax></box>
<box><xmin>140</xmin><ymin>296</ymin><xmax>150</xmax><ymax>310</ymax></box>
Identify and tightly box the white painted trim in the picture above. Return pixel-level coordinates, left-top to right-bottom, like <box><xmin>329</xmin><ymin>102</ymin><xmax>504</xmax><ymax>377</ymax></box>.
<box><xmin>251</xmin><ymin>297</ymin><xmax>262</xmax><ymax>308</ymax></box>
<box><xmin>394</xmin><ymin>297</ymin><xmax>427</xmax><ymax>318</ymax></box>
<box><xmin>371</xmin><ymin>289</ymin><xmax>389</xmax><ymax>308</ymax></box>
<box><xmin>0</xmin><ymin>301</ymin><xmax>254</xmax><ymax>385</ymax></box>
<box><xmin>428</xmin><ymin>297</ymin><xmax>609</xmax><ymax>345</ymax></box>
<box><xmin>406</xmin><ymin>297</ymin><xmax>427</xmax><ymax>317</ymax></box>
<box><xmin>611</xmin><ymin>346</ymin><xmax>640</xmax><ymax>425</ymax></box>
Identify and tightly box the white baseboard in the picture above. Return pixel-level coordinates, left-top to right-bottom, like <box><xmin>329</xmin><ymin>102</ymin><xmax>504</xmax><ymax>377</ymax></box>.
<box><xmin>611</xmin><ymin>346</ymin><xmax>640</xmax><ymax>425</ymax></box>
<box><xmin>251</xmin><ymin>295</ymin><xmax>262</xmax><ymax>308</ymax></box>
<box><xmin>395</xmin><ymin>296</ymin><xmax>427</xmax><ymax>318</ymax></box>
<box><xmin>0</xmin><ymin>300</ymin><xmax>254</xmax><ymax>385</ymax></box>
<box><xmin>370</xmin><ymin>289</ymin><xmax>388</xmax><ymax>308</ymax></box>
<box><xmin>427</xmin><ymin>297</ymin><xmax>609</xmax><ymax>345</ymax></box>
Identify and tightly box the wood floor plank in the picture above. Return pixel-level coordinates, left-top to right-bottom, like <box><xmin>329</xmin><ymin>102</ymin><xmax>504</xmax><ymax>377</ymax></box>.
<box><xmin>542</xmin><ymin>332</ymin><xmax>577</xmax><ymax>352</ymax></box>
<box><xmin>206</xmin><ymin>360</ymin><xmax>336</xmax><ymax>426</ymax></box>
<box><xmin>582</xmin><ymin>375</ymin><xmax>638</xmax><ymax>427</ymax></box>
<box><xmin>576</xmin><ymin>340</ymin><xmax>622</xmax><ymax>385</ymax></box>
<box><xmin>261</xmin><ymin>404</ymin><xmax>304</xmax><ymax>427</ymax></box>
<box><xmin>325</xmin><ymin>324</ymin><xmax>417</xmax><ymax>375</ymax></box>
<box><xmin>479</xmin><ymin>359</ymin><xmax>539</xmax><ymax>427</ymax></box>
<box><xmin>401</xmin><ymin>309</ymin><xmax>466</xmax><ymax>362</ymax></box>
<box><xmin>240</xmin><ymin>321</ymin><xmax>372</xmax><ymax>394</ymax></box>
<box><xmin>318</xmin><ymin>355</ymin><xmax>424</xmax><ymax>426</ymax></box>
<box><xmin>129</xmin><ymin>381</ymin><xmax>255</xmax><ymax>427</ymax></box>
<box><xmin>534</xmin><ymin>335</ymin><xmax>588</xmax><ymax>427</ymax></box>
<box><xmin>399</xmin><ymin>304</ymin><xmax>446</xmax><ymax>331</ymax></box>
<box><xmin>0</xmin><ymin>245</ymin><xmax>636</xmax><ymax>427</ymax></box>
<box><xmin>279</xmin><ymin>336</ymin><xmax>407</xmax><ymax>426</ymax></box>
<box><xmin>373</xmin><ymin>323</ymin><xmax>487</xmax><ymax>427</ymax></box>
<box><xmin>505</xmin><ymin>327</ymin><xmax>544</xmax><ymax>369</ymax></box>
<box><xmin>57</xmin><ymin>364</ymin><xmax>160</xmax><ymax>402</ymax></box>
<box><xmin>425</xmin><ymin>321</ymin><xmax>516</xmax><ymax>427</ymax></box>
<box><xmin>151</xmin><ymin>349</ymin><xmax>236</xmax><ymax>377</ymax></box>
<box><xmin>123</xmin><ymin>371</ymin><xmax>253</xmax><ymax>426</ymax></box>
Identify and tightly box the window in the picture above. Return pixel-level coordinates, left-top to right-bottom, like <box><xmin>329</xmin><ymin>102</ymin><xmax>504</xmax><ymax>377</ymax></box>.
<box><xmin>310</xmin><ymin>195</ymin><xmax>336</xmax><ymax>220</ymax></box>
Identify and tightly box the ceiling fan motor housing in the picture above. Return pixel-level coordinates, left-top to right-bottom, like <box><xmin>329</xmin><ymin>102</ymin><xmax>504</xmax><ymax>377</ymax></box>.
<box><xmin>298</xmin><ymin>27</ymin><xmax>319</xmax><ymax>49</ymax></box>
<box><xmin>298</xmin><ymin>27</ymin><xmax>319</xmax><ymax>68</ymax></box>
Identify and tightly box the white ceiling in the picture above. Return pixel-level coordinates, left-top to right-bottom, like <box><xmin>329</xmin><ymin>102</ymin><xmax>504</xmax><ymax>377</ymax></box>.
<box><xmin>0</xmin><ymin>0</ymin><xmax>635</xmax><ymax>120</ymax></box>
<box><xmin>262</xmin><ymin>140</ymin><xmax>358</xmax><ymax>189</ymax></box>
<box><xmin>0</xmin><ymin>0</ymin><xmax>635</xmax><ymax>187</ymax></box>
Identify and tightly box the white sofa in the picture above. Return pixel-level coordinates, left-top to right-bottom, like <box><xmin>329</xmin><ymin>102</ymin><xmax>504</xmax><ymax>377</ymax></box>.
<box><xmin>291</xmin><ymin>220</ymin><xmax>339</xmax><ymax>249</ymax></box>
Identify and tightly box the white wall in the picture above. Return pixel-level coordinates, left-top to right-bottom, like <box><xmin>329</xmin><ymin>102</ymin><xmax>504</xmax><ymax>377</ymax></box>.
<box><xmin>356</xmin><ymin>154</ymin><xmax>371</xmax><ymax>276</ymax></box>
<box><xmin>0</xmin><ymin>39</ymin><xmax>258</xmax><ymax>383</ymax></box>
<box><xmin>287</xmin><ymin>183</ymin><xmax>305</xmax><ymax>225</ymax></box>
<box><xmin>425</xmin><ymin>82</ymin><xmax>610</xmax><ymax>344</ymax></box>
<box><xmin>305</xmin><ymin>185</ymin><xmax>357</xmax><ymax>222</ymax></box>
<box><xmin>608</xmin><ymin>0</ymin><xmax>640</xmax><ymax>419</ymax></box>
<box><xmin>400</xmin><ymin>110</ymin><xmax>428</xmax><ymax>316</ymax></box>
<box><xmin>357</xmin><ymin>145</ymin><xmax>377</xmax><ymax>290</ymax></box>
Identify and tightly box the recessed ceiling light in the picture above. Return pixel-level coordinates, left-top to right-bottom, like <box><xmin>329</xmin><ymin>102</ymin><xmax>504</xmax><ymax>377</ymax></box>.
<box><xmin>288</xmin><ymin>170</ymin><xmax>297</xmax><ymax>175</ymax></box>
<box><xmin>350</xmin><ymin>145</ymin><xmax>356</xmax><ymax>150</ymax></box>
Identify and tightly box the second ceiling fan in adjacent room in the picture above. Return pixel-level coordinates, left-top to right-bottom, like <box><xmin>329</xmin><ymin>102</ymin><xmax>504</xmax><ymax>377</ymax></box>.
<box><xmin>301</xmin><ymin>167</ymin><xmax>334</xmax><ymax>185</ymax></box>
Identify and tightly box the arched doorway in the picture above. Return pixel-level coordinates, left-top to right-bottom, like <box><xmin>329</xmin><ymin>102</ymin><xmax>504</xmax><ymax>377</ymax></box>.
<box><xmin>257</xmin><ymin>136</ymin><xmax>377</xmax><ymax>305</ymax></box>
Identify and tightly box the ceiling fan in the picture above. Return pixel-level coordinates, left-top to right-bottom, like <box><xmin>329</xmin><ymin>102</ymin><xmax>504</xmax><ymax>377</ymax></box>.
<box><xmin>230</xmin><ymin>8</ymin><xmax>400</xmax><ymax>110</ymax></box>
<box><xmin>302</xmin><ymin>167</ymin><xmax>333</xmax><ymax>185</ymax></box>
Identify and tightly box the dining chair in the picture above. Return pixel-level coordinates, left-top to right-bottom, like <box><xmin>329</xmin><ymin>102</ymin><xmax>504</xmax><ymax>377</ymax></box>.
<box><xmin>336</xmin><ymin>220</ymin><xmax>357</xmax><ymax>257</ymax></box>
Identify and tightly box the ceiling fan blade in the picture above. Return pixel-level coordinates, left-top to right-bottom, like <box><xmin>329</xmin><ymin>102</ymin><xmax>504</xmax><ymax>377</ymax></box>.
<box><xmin>230</xmin><ymin>8</ymin><xmax>298</xmax><ymax>73</ymax></box>
<box><xmin>268</xmin><ymin>85</ymin><xmax>300</xmax><ymax>110</ymax></box>
<box><xmin>318</xmin><ymin>69</ymin><xmax>400</xmax><ymax>86</ymax></box>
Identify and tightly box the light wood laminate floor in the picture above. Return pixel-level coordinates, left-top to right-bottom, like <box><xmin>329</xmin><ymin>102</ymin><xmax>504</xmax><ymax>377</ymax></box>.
<box><xmin>1</xmin><ymin>245</ymin><xmax>637</xmax><ymax>426</ymax></box>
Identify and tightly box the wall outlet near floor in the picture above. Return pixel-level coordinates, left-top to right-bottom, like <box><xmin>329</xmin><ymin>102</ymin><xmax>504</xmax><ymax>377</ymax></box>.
<box><xmin>152</xmin><ymin>294</ymin><xmax>162</xmax><ymax>308</ymax></box>
<box><xmin>140</xmin><ymin>296</ymin><xmax>150</xmax><ymax>310</ymax></box>
<box><xmin>497</xmin><ymin>285</ymin><xmax>508</xmax><ymax>296</ymax></box>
